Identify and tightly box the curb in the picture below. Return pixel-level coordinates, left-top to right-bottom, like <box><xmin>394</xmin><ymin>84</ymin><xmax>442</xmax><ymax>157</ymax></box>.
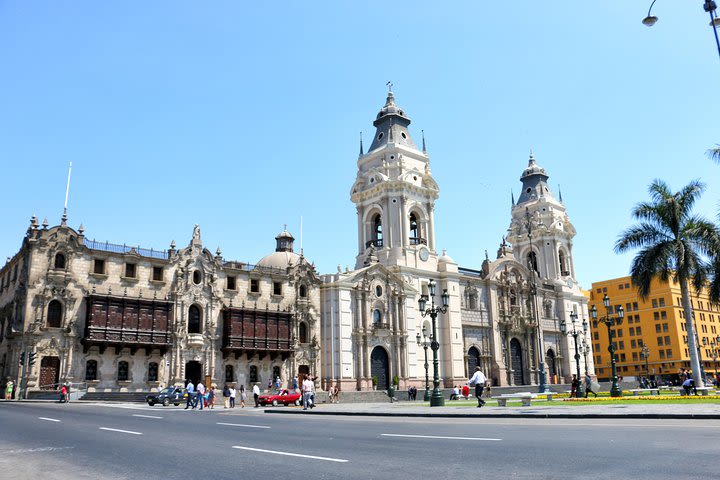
<box><xmin>263</xmin><ymin>409</ymin><xmax>720</xmax><ymax>420</ymax></box>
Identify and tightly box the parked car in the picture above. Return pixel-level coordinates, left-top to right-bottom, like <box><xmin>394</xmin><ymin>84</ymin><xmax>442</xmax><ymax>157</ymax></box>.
<box><xmin>258</xmin><ymin>389</ymin><xmax>302</xmax><ymax>407</ymax></box>
<box><xmin>146</xmin><ymin>386</ymin><xmax>187</xmax><ymax>406</ymax></box>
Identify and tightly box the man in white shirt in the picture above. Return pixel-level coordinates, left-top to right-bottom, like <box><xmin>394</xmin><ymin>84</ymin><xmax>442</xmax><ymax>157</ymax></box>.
<box><xmin>196</xmin><ymin>382</ymin><xmax>205</xmax><ymax>410</ymax></box>
<box><xmin>468</xmin><ymin>366</ymin><xmax>487</xmax><ymax>408</ymax></box>
<box><xmin>252</xmin><ymin>383</ymin><xmax>260</xmax><ymax>408</ymax></box>
<box><xmin>184</xmin><ymin>380</ymin><xmax>195</xmax><ymax>410</ymax></box>
<box><xmin>301</xmin><ymin>375</ymin><xmax>314</xmax><ymax>411</ymax></box>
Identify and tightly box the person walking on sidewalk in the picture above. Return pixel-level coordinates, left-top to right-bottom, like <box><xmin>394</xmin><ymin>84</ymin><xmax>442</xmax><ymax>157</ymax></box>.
<box><xmin>239</xmin><ymin>384</ymin><xmax>247</xmax><ymax>408</ymax></box>
<box><xmin>302</xmin><ymin>374</ymin><xmax>315</xmax><ymax>410</ymax></box>
<box><xmin>5</xmin><ymin>379</ymin><xmax>13</xmax><ymax>400</ymax></box>
<box><xmin>252</xmin><ymin>383</ymin><xmax>260</xmax><ymax>407</ymax></box>
<box><xmin>184</xmin><ymin>380</ymin><xmax>195</xmax><ymax>409</ymax></box>
<box><xmin>222</xmin><ymin>384</ymin><xmax>230</xmax><ymax>409</ymax></box>
<box><xmin>468</xmin><ymin>366</ymin><xmax>487</xmax><ymax>407</ymax></box>
<box><xmin>229</xmin><ymin>385</ymin><xmax>236</xmax><ymax>408</ymax></box>
<box><xmin>196</xmin><ymin>382</ymin><xmax>205</xmax><ymax>410</ymax></box>
<box><xmin>584</xmin><ymin>371</ymin><xmax>598</xmax><ymax>398</ymax></box>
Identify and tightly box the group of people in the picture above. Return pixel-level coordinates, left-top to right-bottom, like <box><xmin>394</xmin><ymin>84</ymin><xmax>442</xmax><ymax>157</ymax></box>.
<box><xmin>183</xmin><ymin>381</ymin><xmax>215</xmax><ymax>410</ymax></box>
<box><xmin>327</xmin><ymin>384</ymin><xmax>340</xmax><ymax>403</ymax></box>
<box><xmin>570</xmin><ymin>372</ymin><xmax>598</xmax><ymax>398</ymax></box>
<box><xmin>406</xmin><ymin>385</ymin><xmax>418</xmax><ymax>400</ymax></box>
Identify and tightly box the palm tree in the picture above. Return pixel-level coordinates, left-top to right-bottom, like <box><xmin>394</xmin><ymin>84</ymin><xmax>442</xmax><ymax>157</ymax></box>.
<box><xmin>707</xmin><ymin>145</ymin><xmax>720</xmax><ymax>164</ymax></box>
<box><xmin>616</xmin><ymin>180</ymin><xmax>719</xmax><ymax>388</ymax></box>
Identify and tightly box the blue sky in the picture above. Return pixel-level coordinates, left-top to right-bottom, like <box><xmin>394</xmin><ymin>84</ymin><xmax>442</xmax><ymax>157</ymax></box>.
<box><xmin>1</xmin><ymin>1</ymin><xmax>718</xmax><ymax>289</ymax></box>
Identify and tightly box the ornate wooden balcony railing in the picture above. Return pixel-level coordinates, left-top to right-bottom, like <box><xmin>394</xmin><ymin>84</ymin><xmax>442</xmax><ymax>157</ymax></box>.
<box><xmin>221</xmin><ymin>307</ymin><xmax>293</xmax><ymax>360</ymax></box>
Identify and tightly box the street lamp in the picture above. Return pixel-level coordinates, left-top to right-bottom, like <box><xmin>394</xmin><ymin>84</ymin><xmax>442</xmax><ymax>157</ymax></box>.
<box><xmin>524</xmin><ymin>207</ymin><xmax>550</xmax><ymax>394</ymax></box>
<box><xmin>642</xmin><ymin>0</ymin><xmax>720</xmax><ymax>61</ymax></box>
<box><xmin>640</xmin><ymin>342</ymin><xmax>650</xmax><ymax>379</ymax></box>
<box><xmin>581</xmin><ymin>337</ymin><xmax>591</xmax><ymax>377</ymax></box>
<box><xmin>418</xmin><ymin>279</ymin><xmax>449</xmax><ymax>407</ymax></box>
<box><xmin>415</xmin><ymin>324</ymin><xmax>431</xmax><ymax>402</ymax></box>
<box><xmin>590</xmin><ymin>294</ymin><xmax>624</xmax><ymax>397</ymax></box>
<box><xmin>560</xmin><ymin>312</ymin><xmax>587</xmax><ymax>397</ymax></box>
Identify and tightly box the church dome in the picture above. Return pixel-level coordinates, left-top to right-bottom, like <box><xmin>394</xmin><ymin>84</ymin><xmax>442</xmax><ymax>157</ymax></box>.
<box><xmin>257</xmin><ymin>250</ymin><xmax>300</xmax><ymax>269</ymax></box>
<box><xmin>257</xmin><ymin>226</ymin><xmax>299</xmax><ymax>269</ymax></box>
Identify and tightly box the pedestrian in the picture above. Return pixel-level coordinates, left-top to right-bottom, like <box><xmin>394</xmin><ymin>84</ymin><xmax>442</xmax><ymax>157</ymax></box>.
<box><xmin>302</xmin><ymin>374</ymin><xmax>315</xmax><ymax>410</ymax></box>
<box><xmin>65</xmin><ymin>383</ymin><xmax>71</xmax><ymax>403</ymax></box>
<box><xmin>468</xmin><ymin>366</ymin><xmax>487</xmax><ymax>407</ymax></box>
<box><xmin>239</xmin><ymin>384</ymin><xmax>246</xmax><ymax>408</ymax></box>
<box><xmin>222</xmin><ymin>384</ymin><xmax>231</xmax><ymax>409</ymax></box>
<box><xmin>449</xmin><ymin>386</ymin><xmax>459</xmax><ymax>400</ymax></box>
<box><xmin>293</xmin><ymin>375</ymin><xmax>298</xmax><ymax>391</ymax></box>
<box><xmin>408</xmin><ymin>386</ymin><xmax>413</xmax><ymax>400</ymax></box>
<box><xmin>196</xmin><ymin>382</ymin><xmax>205</xmax><ymax>410</ymax></box>
<box><xmin>267</xmin><ymin>378</ymin><xmax>272</xmax><ymax>391</ymax></box>
<box><xmin>5</xmin><ymin>379</ymin><xmax>14</xmax><ymax>400</ymax></box>
<box><xmin>275</xmin><ymin>376</ymin><xmax>281</xmax><ymax>389</ymax></box>
<box><xmin>59</xmin><ymin>384</ymin><xmax>67</xmax><ymax>403</ymax></box>
<box><xmin>184</xmin><ymin>380</ymin><xmax>195</xmax><ymax>409</ymax></box>
<box><xmin>584</xmin><ymin>371</ymin><xmax>598</xmax><ymax>398</ymax></box>
<box><xmin>461</xmin><ymin>384</ymin><xmax>469</xmax><ymax>400</ymax></box>
<box><xmin>570</xmin><ymin>374</ymin><xmax>579</xmax><ymax>398</ymax></box>
<box><xmin>208</xmin><ymin>386</ymin><xmax>216</xmax><ymax>409</ymax></box>
<box><xmin>412</xmin><ymin>386</ymin><xmax>418</xmax><ymax>400</ymax></box>
<box><xmin>229</xmin><ymin>385</ymin><xmax>236</xmax><ymax>408</ymax></box>
<box><xmin>253</xmin><ymin>383</ymin><xmax>260</xmax><ymax>407</ymax></box>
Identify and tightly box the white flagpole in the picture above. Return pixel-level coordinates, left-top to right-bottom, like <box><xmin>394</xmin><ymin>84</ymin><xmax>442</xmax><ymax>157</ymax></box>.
<box><xmin>62</xmin><ymin>162</ymin><xmax>72</xmax><ymax>223</ymax></box>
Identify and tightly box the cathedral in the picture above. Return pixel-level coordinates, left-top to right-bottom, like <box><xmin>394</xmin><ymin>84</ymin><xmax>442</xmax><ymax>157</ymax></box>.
<box><xmin>0</xmin><ymin>90</ymin><xmax>591</xmax><ymax>396</ymax></box>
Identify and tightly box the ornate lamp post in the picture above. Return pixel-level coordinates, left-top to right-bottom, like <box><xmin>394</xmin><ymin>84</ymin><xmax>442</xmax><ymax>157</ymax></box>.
<box><xmin>418</xmin><ymin>279</ymin><xmax>449</xmax><ymax>407</ymax></box>
<box><xmin>642</xmin><ymin>0</ymin><xmax>720</xmax><ymax>61</ymax></box>
<box><xmin>581</xmin><ymin>337</ymin><xmax>591</xmax><ymax>376</ymax></box>
<box><xmin>415</xmin><ymin>325</ymin><xmax>431</xmax><ymax>402</ymax></box>
<box><xmin>524</xmin><ymin>208</ymin><xmax>550</xmax><ymax>393</ymax></box>
<box><xmin>560</xmin><ymin>312</ymin><xmax>587</xmax><ymax>397</ymax></box>
<box><xmin>640</xmin><ymin>342</ymin><xmax>650</xmax><ymax>379</ymax></box>
<box><xmin>590</xmin><ymin>294</ymin><xmax>624</xmax><ymax>397</ymax></box>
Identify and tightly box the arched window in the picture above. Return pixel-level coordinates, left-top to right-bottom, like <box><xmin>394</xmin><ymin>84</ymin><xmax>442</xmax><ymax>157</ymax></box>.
<box><xmin>249</xmin><ymin>365</ymin><xmax>258</xmax><ymax>383</ymax></box>
<box><xmin>118</xmin><ymin>361</ymin><xmax>129</xmax><ymax>381</ymax></box>
<box><xmin>85</xmin><ymin>360</ymin><xmax>98</xmax><ymax>381</ymax></box>
<box><xmin>54</xmin><ymin>253</ymin><xmax>66</xmax><ymax>269</ymax></box>
<box><xmin>188</xmin><ymin>305</ymin><xmax>201</xmax><ymax>334</ymax></box>
<box><xmin>193</xmin><ymin>270</ymin><xmax>201</xmax><ymax>285</ymax></box>
<box><xmin>373</xmin><ymin>309</ymin><xmax>382</xmax><ymax>324</ymax></box>
<box><xmin>148</xmin><ymin>362</ymin><xmax>159</xmax><ymax>382</ymax></box>
<box><xmin>299</xmin><ymin>322</ymin><xmax>308</xmax><ymax>344</ymax></box>
<box><xmin>225</xmin><ymin>365</ymin><xmax>234</xmax><ymax>383</ymax></box>
<box><xmin>47</xmin><ymin>300</ymin><xmax>62</xmax><ymax>328</ymax></box>
<box><xmin>409</xmin><ymin>213</ymin><xmax>419</xmax><ymax>241</ymax></box>
<box><xmin>299</xmin><ymin>284</ymin><xmax>307</xmax><ymax>298</ymax></box>
<box><xmin>527</xmin><ymin>251</ymin><xmax>538</xmax><ymax>274</ymax></box>
<box><xmin>559</xmin><ymin>250</ymin><xmax>568</xmax><ymax>276</ymax></box>
<box><xmin>372</xmin><ymin>214</ymin><xmax>383</xmax><ymax>246</ymax></box>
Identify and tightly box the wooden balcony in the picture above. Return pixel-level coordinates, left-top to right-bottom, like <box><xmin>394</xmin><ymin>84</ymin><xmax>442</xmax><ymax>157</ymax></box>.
<box><xmin>221</xmin><ymin>307</ymin><xmax>293</xmax><ymax>360</ymax></box>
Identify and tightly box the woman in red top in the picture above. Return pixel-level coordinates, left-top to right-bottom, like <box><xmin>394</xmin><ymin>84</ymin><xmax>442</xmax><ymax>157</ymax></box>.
<box><xmin>59</xmin><ymin>384</ymin><xmax>67</xmax><ymax>403</ymax></box>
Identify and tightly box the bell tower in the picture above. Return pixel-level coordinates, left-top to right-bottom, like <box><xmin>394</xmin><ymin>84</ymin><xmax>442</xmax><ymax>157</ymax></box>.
<box><xmin>350</xmin><ymin>88</ymin><xmax>440</xmax><ymax>270</ymax></box>
<box><xmin>507</xmin><ymin>152</ymin><xmax>577</xmax><ymax>284</ymax></box>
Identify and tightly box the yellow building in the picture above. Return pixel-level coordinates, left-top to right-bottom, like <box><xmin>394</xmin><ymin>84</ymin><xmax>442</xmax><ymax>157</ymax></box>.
<box><xmin>589</xmin><ymin>276</ymin><xmax>720</xmax><ymax>382</ymax></box>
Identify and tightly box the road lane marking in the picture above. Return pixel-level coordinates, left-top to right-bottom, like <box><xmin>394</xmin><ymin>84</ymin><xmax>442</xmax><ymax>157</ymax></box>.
<box><xmin>99</xmin><ymin>427</ymin><xmax>142</xmax><ymax>435</ymax></box>
<box><xmin>0</xmin><ymin>446</ymin><xmax>74</xmax><ymax>455</ymax></box>
<box><xmin>232</xmin><ymin>446</ymin><xmax>348</xmax><ymax>462</ymax></box>
<box><xmin>37</xmin><ymin>417</ymin><xmax>61</xmax><ymax>422</ymax></box>
<box><xmin>132</xmin><ymin>414</ymin><xmax>163</xmax><ymax>419</ymax></box>
<box><xmin>217</xmin><ymin>422</ymin><xmax>270</xmax><ymax>429</ymax></box>
<box><xmin>381</xmin><ymin>433</ymin><xmax>502</xmax><ymax>441</ymax></box>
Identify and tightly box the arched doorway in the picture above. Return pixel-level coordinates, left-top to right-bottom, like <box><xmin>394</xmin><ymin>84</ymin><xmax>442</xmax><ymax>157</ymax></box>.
<box><xmin>510</xmin><ymin>339</ymin><xmax>524</xmax><ymax>385</ymax></box>
<box><xmin>39</xmin><ymin>356</ymin><xmax>60</xmax><ymax>390</ymax></box>
<box><xmin>370</xmin><ymin>346</ymin><xmax>389</xmax><ymax>390</ymax></box>
<box><xmin>185</xmin><ymin>361</ymin><xmax>202</xmax><ymax>386</ymax></box>
<box><xmin>467</xmin><ymin>347</ymin><xmax>480</xmax><ymax>378</ymax></box>
<box><xmin>546</xmin><ymin>349</ymin><xmax>557</xmax><ymax>383</ymax></box>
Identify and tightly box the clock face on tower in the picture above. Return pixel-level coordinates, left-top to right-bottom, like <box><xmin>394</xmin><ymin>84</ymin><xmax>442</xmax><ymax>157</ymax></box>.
<box><xmin>419</xmin><ymin>247</ymin><xmax>429</xmax><ymax>261</ymax></box>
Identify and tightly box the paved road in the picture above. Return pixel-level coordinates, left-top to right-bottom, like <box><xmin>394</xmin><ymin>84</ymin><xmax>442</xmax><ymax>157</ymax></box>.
<box><xmin>1</xmin><ymin>402</ymin><xmax>718</xmax><ymax>480</ymax></box>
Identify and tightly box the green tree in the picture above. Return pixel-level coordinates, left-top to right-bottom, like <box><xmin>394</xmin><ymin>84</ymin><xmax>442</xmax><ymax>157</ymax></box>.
<box><xmin>707</xmin><ymin>145</ymin><xmax>720</xmax><ymax>164</ymax></box>
<box><xmin>615</xmin><ymin>180</ymin><xmax>719</xmax><ymax>387</ymax></box>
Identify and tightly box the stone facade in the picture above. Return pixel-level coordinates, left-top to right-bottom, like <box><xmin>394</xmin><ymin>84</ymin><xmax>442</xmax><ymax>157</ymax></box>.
<box><xmin>0</xmin><ymin>90</ymin><xmax>593</xmax><ymax>396</ymax></box>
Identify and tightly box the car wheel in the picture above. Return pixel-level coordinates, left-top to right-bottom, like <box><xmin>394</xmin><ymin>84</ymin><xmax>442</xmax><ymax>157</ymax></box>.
<box><xmin>148</xmin><ymin>402</ymin><xmax>155</xmax><ymax>406</ymax></box>
<box><xmin>295</xmin><ymin>399</ymin><xmax>301</xmax><ymax>406</ymax></box>
<box><xmin>272</xmin><ymin>399</ymin><xmax>278</xmax><ymax>406</ymax></box>
<box><xmin>174</xmin><ymin>403</ymin><xmax>180</xmax><ymax>406</ymax></box>
<box><xmin>162</xmin><ymin>398</ymin><xmax>170</xmax><ymax>407</ymax></box>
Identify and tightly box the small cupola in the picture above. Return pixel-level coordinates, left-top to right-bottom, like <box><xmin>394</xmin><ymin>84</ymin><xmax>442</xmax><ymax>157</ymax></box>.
<box><xmin>275</xmin><ymin>226</ymin><xmax>295</xmax><ymax>253</ymax></box>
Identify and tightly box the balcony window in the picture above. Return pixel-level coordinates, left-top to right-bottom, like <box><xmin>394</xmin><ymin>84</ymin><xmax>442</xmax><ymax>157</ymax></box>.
<box><xmin>153</xmin><ymin>267</ymin><xmax>163</xmax><ymax>282</ymax></box>
<box><xmin>47</xmin><ymin>300</ymin><xmax>62</xmax><ymax>328</ymax></box>
<box><xmin>227</xmin><ymin>276</ymin><xmax>236</xmax><ymax>291</ymax></box>
<box><xmin>250</xmin><ymin>279</ymin><xmax>259</xmax><ymax>293</ymax></box>
<box><xmin>93</xmin><ymin>259</ymin><xmax>105</xmax><ymax>275</ymax></box>
<box><xmin>273</xmin><ymin>282</ymin><xmax>282</xmax><ymax>296</ymax></box>
<box><xmin>125</xmin><ymin>263</ymin><xmax>136</xmax><ymax>279</ymax></box>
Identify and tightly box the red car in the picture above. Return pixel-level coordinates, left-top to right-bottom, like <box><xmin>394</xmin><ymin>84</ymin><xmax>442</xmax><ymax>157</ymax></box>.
<box><xmin>258</xmin><ymin>389</ymin><xmax>302</xmax><ymax>407</ymax></box>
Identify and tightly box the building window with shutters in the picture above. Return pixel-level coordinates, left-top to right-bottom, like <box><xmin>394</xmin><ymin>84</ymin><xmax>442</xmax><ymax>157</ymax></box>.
<box><xmin>225</xmin><ymin>365</ymin><xmax>234</xmax><ymax>383</ymax></box>
<box><xmin>148</xmin><ymin>362</ymin><xmax>159</xmax><ymax>382</ymax></box>
<box><xmin>85</xmin><ymin>360</ymin><xmax>98</xmax><ymax>381</ymax></box>
<box><xmin>93</xmin><ymin>259</ymin><xmax>105</xmax><ymax>275</ymax></box>
<box><xmin>124</xmin><ymin>263</ymin><xmax>137</xmax><ymax>279</ymax></box>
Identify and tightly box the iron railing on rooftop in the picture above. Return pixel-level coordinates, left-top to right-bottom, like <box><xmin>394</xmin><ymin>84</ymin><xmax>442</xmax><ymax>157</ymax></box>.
<box><xmin>223</xmin><ymin>260</ymin><xmax>288</xmax><ymax>275</ymax></box>
<box><xmin>86</xmin><ymin>239</ymin><xmax>169</xmax><ymax>260</ymax></box>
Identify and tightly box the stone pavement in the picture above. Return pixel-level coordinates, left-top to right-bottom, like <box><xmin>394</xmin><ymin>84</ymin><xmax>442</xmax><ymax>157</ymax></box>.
<box><xmin>261</xmin><ymin>400</ymin><xmax>720</xmax><ymax>419</ymax></box>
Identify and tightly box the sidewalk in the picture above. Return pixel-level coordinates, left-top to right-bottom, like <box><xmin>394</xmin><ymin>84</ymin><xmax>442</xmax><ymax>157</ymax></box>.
<box><xmin>261</xmin><ymin>401</ymin><xmax>720</xmax><ymax>419</ymax></box>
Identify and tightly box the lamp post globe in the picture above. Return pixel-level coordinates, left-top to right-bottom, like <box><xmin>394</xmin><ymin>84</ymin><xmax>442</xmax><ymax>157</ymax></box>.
<box><xmin>417</xmin><ymin>281</ymin><xmax>449</xmax><ymax>407</ymax></box>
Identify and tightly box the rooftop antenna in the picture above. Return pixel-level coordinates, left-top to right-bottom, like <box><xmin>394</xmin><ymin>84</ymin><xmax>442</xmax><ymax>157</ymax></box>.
<box><xmin>61</xmin><ymin>162</ymin><xmax>72</xmax><ymax>225</ymax></box>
